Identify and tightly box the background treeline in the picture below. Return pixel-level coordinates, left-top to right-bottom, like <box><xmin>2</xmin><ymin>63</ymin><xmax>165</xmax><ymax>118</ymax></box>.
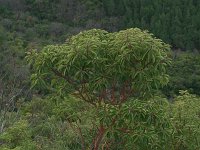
<box><xmin>1</xmin><ymin>0</ymin><xmax>200</xmax><ymax>50</ymax></box>
<box><xmin>102</xmin><ymin>0</ymin><xmax>200</xmax><ymax>50</ymax></box>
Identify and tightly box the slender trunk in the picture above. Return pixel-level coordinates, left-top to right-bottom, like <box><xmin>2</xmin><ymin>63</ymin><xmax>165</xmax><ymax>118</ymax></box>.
<box><xmin>111</xmin><ymin>81</ymin><xmax>116</xmax><ymax>104</ymax></box>
<box><xmin>92</xmin><ymin>125</ymin><xmax>106</xmax><ymax>150</ymax></box>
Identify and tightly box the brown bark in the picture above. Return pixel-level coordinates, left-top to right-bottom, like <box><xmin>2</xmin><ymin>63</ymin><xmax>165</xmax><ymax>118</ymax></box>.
<box><xmin>92</xmin><ymin>125</ymin><xmax>106</xmax><ymax>150</ymax></box>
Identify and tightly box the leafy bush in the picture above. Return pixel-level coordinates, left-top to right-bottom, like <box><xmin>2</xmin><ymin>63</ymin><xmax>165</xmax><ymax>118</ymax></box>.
<box><xmin>1</xmin><ymin>92</ymin><xmax>200</xmax><ymax>149</ymax></box>
<box><xmin>171</xmin><ymin>90</ymin><xmax>200</xmax><ymax>150</ymax></box>
<box><xmin>0</xmin><ymin>120</ymin><xmax>37</xmax><ymax>150</ymax></box>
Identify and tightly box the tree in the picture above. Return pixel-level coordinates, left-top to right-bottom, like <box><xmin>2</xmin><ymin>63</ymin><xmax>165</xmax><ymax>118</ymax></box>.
<box><xmin>27</xmin><ymin>28</ymin><xmax>171</xmax><ymax>149</ymax></box>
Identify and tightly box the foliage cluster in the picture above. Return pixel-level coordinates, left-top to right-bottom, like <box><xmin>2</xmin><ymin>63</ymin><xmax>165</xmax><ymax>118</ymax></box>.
<box><xmin>1</xmin><ymin>91</ymin><xmax>200</xmax><ymax>149</ymax></box>
<box><xmin>27</xmin><ymin>28</ymin><xmax>170</xmax><ymax>104</ymax></box>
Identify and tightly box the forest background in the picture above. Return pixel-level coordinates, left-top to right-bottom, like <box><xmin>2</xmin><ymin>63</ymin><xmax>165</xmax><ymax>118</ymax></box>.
<box><xmin>0</xmin><ymin>0</ymin><xmax>200</xmax><ymax>150</ymax></box>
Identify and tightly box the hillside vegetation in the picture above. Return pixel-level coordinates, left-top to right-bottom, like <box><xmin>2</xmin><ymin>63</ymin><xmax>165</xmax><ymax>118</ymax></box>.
<box><xmin>0</xmin><ymin>0</ymin><xmax>200</xmax><ymax>149</ymax></box>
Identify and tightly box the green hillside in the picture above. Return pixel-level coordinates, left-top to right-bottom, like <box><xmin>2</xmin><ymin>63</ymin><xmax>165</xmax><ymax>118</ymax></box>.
<box><xmin>1</xmin><ymin>0</ymin><xmax>200</xmax><ymax>149</ymax></box>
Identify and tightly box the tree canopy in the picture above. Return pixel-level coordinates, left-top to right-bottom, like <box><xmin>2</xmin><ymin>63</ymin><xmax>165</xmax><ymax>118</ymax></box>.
<box><xmin>27</xmin><ymin>28</ymin><xmax>171</xmax><ymax>105</ymax></box>
<box><xmin>25</xmin><ymin>28</ymin><xmax>173</xmax><ymax>149</ymax></box>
